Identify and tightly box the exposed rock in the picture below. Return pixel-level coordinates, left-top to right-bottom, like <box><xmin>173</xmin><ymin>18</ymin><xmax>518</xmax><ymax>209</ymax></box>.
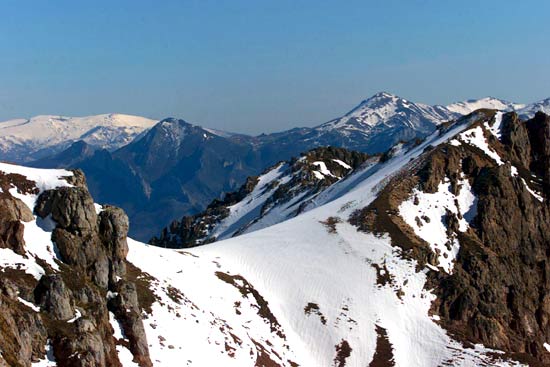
<box><xmin>0</xmin><ymin>219</ymin><xmax>26</xmax><ymax>255</ymax></box>
<box><xmin>51</xmin><ymin>315</ymin><xmax>121</xmax><ymax>367</ymax></box>
<box><xmin>0</xmin><ymin>167</ymin><xmax>152</xmax><ymax>366</ymax></box>
<box><xmin>351</xmin><ymin>111</ymin><xmax>550</xmax><ymax>364</ymax></box>
<box><xmin>35</xmin><ymin>186</ymin><xmax>98</xmax><ymax>233</ymax></box>
<box><xmin>0</xmin><ymin>176</ymin><xmax>35</xmax><ymax>254</ymax></box>
<box><xmin>64</xmin><ymin>169</ymin><xmax>88</xmax><ymax>189</ymax></box>
<box><xmin>34</xmin><ymin>274</ymin><xmax>74</xmax><ymax>321</ymax></box>
<box><xmin>109</xmin><ymin>281</ymin><xmax>152</xmax><ymax>367</ymax></box>
<box><xmin>0</xmin><ymin>294</ymin><xmax>48</xmax><ymax>367</ymax></box>
<box><xmin>98</xmin><ymin>206</ymin><xmax>129</xmax><ymax>286</ymax></box>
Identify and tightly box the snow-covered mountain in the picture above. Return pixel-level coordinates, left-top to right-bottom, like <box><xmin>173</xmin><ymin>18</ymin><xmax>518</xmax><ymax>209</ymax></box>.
<box><xmin>517</xmin><ymin>97</ymin><xmax>550</xmax><ymax>119</ymax></box>
<box><xmin>255</xmin><ymin>92</ymin><xmax>458</xmax><ymax>156</ymax></box>
<box><xmin>446</xmin><ymin>97</ymin><xmax>525</xmax><ymax>115</ymax></box>
<box><xmin>322</xmin><ymin>91</ymin><xmax>455</xmax><ymax>129</ymax></box>
<box><xmin>446</xmin><ymin>96</ymin><xmax>550</xmax><ymax>119</ymax></box>
<box><xmin>3</xmin><ymin>109</ymin><xmax>550</xmax><ymax>366</ymax></box>
<box><xmin>151</xmin><ymin>147</ymin><xmax>373</xmax><ymax>248</ymax></box>
<box><xmin>0</xmin><ymin>113</ymin><xmax>157</xmax><ymax>163</ymax></box>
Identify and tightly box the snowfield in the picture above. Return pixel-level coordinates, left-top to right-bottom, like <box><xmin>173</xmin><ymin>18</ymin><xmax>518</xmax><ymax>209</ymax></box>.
<box><xmin>1</xmin><ymin>112</ymin><xmax>527</xmax><ymax>366</ymax></box>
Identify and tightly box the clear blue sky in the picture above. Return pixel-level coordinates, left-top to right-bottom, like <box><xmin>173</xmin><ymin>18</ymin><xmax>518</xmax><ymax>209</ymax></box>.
<box><xmin>1</xmin><ymin>0</ymin><xmax>549</xmax><ymax>134</ymax></box>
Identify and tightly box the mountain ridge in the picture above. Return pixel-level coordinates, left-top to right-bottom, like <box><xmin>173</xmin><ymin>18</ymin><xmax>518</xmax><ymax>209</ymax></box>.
<box><xmin>2</xmin><ymin>110</ymin><xmax>550</xmax><ymax>365</ymax></box>
<box><xmin>21</xmin><ymin>93</ymin><xmax>550</xmax><ymax>241</ymax></box>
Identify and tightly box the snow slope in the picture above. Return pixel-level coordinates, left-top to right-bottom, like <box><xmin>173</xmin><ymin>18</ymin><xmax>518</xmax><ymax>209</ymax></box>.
<box><xmin>0</xmin><ymin>113</ymin><xmax>157</xmax><ymax>162</ymax></box>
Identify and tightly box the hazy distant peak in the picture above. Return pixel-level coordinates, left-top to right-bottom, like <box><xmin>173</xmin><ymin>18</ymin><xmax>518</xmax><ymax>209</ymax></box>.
<box><xmin>446</xmin><ymin>97</ymin><xmax>525</xmax><ymax>115</ymax></box>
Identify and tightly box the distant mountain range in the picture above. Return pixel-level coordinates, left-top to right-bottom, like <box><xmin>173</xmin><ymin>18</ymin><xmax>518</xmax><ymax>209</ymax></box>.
<box><xmin>0</xmin><ymin>113</ymin><xmax>156</xmax><ymax>163</ymax></box>
<box><xmin>2</xmin><ymin>92</ymin><xmax>549</xmax><ymax>240</ymax></box>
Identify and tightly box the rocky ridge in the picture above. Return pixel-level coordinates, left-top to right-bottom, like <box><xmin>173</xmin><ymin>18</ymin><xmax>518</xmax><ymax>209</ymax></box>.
<box><xmin>150</xmin><ymin>146</ymin><xmax>372</xmax><ymax>248</ymax></box>
<box><xmin>351</xmin><ymin>110</ymin><xmax>550</xmax><ymax>365</ymax></box>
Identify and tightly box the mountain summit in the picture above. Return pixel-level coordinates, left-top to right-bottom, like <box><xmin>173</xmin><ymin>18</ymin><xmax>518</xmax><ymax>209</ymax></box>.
<box><xmin>326</xmin><ymin>91</ymin><xmax>454</xmax><ymax>128</ymax></box>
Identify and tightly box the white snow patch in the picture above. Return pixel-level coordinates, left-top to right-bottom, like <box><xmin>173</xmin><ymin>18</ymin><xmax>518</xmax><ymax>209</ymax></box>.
<box><xmin>0</xmin><ymin>248</ymin><xmax>45</xmax><ymax>279</ymax></box>
<box><xmin>332</xmin><ymin>159</ymin><xmax>351</xmax><ymax>169</ymax></box>
<box><xmin>23</xmin><ymin>220</ymin><xmax>61</xmax><ymax>272</ymax></box>
<box><xmin>521</xmin><ymin>178</ymin><xmax>544</xmax><ymax>202</ymax></box>
<box><xmin>485</xmin><ymin>111</ymin><xmax>504</xmax><ymax>139</ymax></box>
<box><xmin>18</xmin><ymin>297</ymin><xmax>40</xmax><ymax>312</ymax></box>
<box><xmin>312</xmin><ymin>170</ymin><xmax>324</xmax><ymax>180</ymax></box>
<box><xmin>110</xmin><ymin>312</ymin><xmax>126</xmax><ymax>340</ymax></box>
<box><xmin>399</xmin><ymin>177</ymin><xmax>477</xmax><ymax>273</ymax></box>
<box><xmin>32</xmin><ymin>340</ymin><xmax>56</xmax><ymax>367</ymax></box>
<box><xmin>312</xmin><ymin>161</ymin><xmax>336</xmax><ymax>177</ymax></box>
<box><xmin>1</xmin><ymin>162</ymin><xmax>73</xmax><ymax>212</ymax></box>
<box><xmin>94</xmin><ymin>203</ymin><xmax>104</xmax><ymax>214</ymax></box>
<box><xmin>459</xmin><ymin>126</ymin><xmax>504</xmax><ymax>165</ymax></box>
<box><xmin>110</xmin><ymin>311</ymin><xmax>140</xmax><ymax>366</ymax></box>
<box><xmin>117</xmin><ymin>346</ymin><xmax>140</xmax><ymax>367</ymax></box>
<box><xmin>67</xmin><ymin>309</ymin><xmax>82</xmax><ymax>323</ymax></box>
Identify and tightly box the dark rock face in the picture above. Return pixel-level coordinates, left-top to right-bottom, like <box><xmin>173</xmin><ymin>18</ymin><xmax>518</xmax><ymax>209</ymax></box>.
<box><xmin>351</xmin><ymin>111</ymin><xmax>550</xmax><ymax>364</ymax></box>
<box><xmin>0</xmin><ymin>169</ymin><xmax>152</xmax><ymax>367</ymax></box>
<box><xmin>151</xmin><ymin>146</ymin><xmax>372</xmax><ymax>248</ymax></box>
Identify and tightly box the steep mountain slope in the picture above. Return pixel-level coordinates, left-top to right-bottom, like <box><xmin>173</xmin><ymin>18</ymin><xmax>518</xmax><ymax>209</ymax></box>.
<box><xmin>31</xmin><ymin>141</ymin><xmax>99</xmax><ymax>168</ymax></box>
<box><xmin>0</xmin><ymin>114</ymin><xmax>156</xmax><ymax>163</ymax></box>
<box><xmin>2</xmin><ymin>110</ymin><xmax>550</xmax><ymax>366</ymax></box>
<box><xmin>151</xmin><ymin>147</ymin><xmax>373</xmax><ymax>248</ymax></box>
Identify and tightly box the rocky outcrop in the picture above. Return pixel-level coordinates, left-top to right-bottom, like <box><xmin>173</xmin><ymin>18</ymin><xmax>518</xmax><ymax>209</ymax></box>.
<box><xmin>108</xmin><ymin>281</ymin><xmax>150</xmax><ymax>366</ymax></box>
<box><xmin>0</xmin><ymin>168</ymin><xmax>153</xmax><ymax>367</ymax></box>
<box><xmin>351</xmin><ymin>111</ymin><xmax>550</xmax><ymax>364</ymax></box>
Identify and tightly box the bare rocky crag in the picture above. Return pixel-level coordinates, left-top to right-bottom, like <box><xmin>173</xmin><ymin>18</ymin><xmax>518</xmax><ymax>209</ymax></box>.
<box><xmin>351</xmin><ymin>111</ymin><xmax>550</xmax><ymax>365</ymax></box>
<box><xmin>0</xmin><ymin>170</ymin><xmax>152</xmax><ymax>367</ymax></box>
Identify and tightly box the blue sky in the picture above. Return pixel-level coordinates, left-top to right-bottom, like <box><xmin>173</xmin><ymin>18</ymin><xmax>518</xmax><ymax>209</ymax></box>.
<box><xmin>1</xmin><ymin>0</ymin><xmax>549</xmax><ymax>134</ymax></box>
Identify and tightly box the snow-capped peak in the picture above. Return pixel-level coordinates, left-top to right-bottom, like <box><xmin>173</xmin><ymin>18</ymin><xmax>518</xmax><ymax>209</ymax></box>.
<box><xmin>446</xmin><ymin>97</ymin><xmax>525</xmax><ymax>115</ymax></box>
<box><xmin>0</xmin><ymin>113</ymin><xmax>158</xmax><ymax>163</ymax></box>
<box><xmin>322</xmin><ymin>91</ymin><xmax>456</xmax><ymax>131</ymax></box>
<box><xmin>517</xmin><ymin>97</ymin><xmax>550</xmax><ymax>118</ymax></box>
